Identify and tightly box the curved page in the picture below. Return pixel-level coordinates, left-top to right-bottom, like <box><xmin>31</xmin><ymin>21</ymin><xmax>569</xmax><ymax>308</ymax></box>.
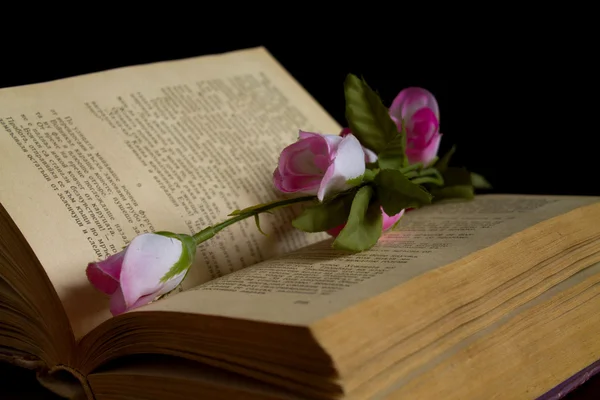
<box><xmin>0</xmin><ymin>47</ymin><xmax>338</xmax><ymax>339</ymax></box>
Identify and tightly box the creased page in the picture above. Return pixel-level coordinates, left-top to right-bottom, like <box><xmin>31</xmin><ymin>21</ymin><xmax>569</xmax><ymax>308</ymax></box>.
<box><xmin>0</xmin><ymin>47</ymin><xmax>338</xmax><ymax>339</ymax></box>
<box><xmin>142</xmin><ymin>194</ymin><xmax>600</xmax><ymax>324</ymax></box>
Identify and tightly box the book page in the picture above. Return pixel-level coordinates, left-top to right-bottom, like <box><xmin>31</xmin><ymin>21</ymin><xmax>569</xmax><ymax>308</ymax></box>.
<box><xmin>142</xmin><ymin>194</ymin><xmax>600</xmax><ymax>324</ymax></box>
<box><xmin>0</xmin><ymin>47</ymin><xmax>338</xmax><ymax>339</ymax></box>
<box><xmin>369</xmin><ymin>260</ymin><xmax>600</xmax><ymax>399</ymax></box>
<box><xmin>88</xmin><ymin>354</ymin><xmax>308</xmax><ymax>400</ymax></box>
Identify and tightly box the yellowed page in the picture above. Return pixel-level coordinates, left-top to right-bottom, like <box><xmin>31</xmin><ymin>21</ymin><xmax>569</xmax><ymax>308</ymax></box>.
<box><xmin>0</xmin><ymin>47</ymin><xmax>338</xmax><ymax>339</ymax></box>
<box><xmin>141</xmin><ymin>194</ymin><xmax>600</xmax><ymax>324</ymax></box>
<box><xmin>85</xmin><ymin>261</ymin><xmax>600</xmax><ymax>400</ymax></box>
<box><xmin>354</xmin><ymin>260</ymin><xmax>600</xmax><ymax>399</ymax></box>
<box><xmin>89</xmin><ymin>355</ymin><xmax>308</xmax><ymax>400</ymax></box>
<box><xmin>378</xmin><ymin>260</ymin><xmax>600</xmax><ymax>400</ymax></box>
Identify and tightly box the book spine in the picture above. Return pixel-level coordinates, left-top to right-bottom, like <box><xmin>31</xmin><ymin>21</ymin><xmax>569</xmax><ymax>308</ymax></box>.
<box><xmin>37</xmin><ymin>364</ymin><xmax>95</xmax><ymax>400</ymax></box>
<box><xmin>537</xmin><ymin>359</ymin><xmax>600</xmax><ymax>399</ymax></box>
<box><xmin>0</xmin><ymin>352</ymin><xmax>94</xmax><ymax>400</ymax></box>
<box><xmin>1</xmin><ymin>352</ymin><xmax>93</xmax><ymax>399</ymax></box>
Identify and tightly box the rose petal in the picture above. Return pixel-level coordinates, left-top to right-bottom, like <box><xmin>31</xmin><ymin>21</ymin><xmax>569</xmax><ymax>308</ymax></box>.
<box><xmin>326</xmin><ymin>223</ymin><xmax>345</xmax><ymax>237</ymax></box>
<box><xmin>410</xmin><ymin>108</ymin><xmax>439</xmax><ymax>146</ymax></box>
<box><xmin>313</xmin><ymin>154</ymin><xmax>330</xmax><ymax>172</ymax></box>
<box><xmin>317</xmin><ymin>134</ymin><xmax>366</xmax><ymax>201</ymax></box>
<box><xmin>363</xmin><ymin>147</ymin><xmax>378</xmax><ymax>163</ymax></box>
<box><xmin>389</xmin><ymin>87</ymin><xmax>440</xmax><ymax>122</ymax></box>
<box><xmin>85</xmin><ymin>251</ymin><xmax>125</xmax><ymax>295</ymax></box>
<box><xmin>119</xmin><ymin>233</ymin><xmax>185</xmax><ymax>309</ymax></box>
<box><xmin>407</xmin><ymin>133</ymin><xmax>442</xmax><ymax>165</ymax></box>
<box><xmin>287</xmin><ymin>145</ymin><xmax>322</xmax><ymax>176</ymax></box>
<box><xmin>149</xmin><ymin>273</ymin><xmax>185</xmax><ymax>299</ymax></box>
<box><xmin>318</xmin><ymin>163</ymin><xmax>337</xmax><ymax>202</ymax></box>
<box><xmin>273</xmin><ymin>168</ymin><xmax>285</xmax><ymax>192</ymax></box>
<box><xmin>109</xmin><ymin>286</ymin><xmax>127</xmax><ymax>315</ymax></box>
<box><xmin>110</xmin><ymin>280</ymin><xmax>185</xmax><ymax>316</ymax></box>
<box><xmin>298</xmin><ymin>130</ymin><xmax>316</xmax><ymax>140</ymax></box>
<box><xmin>299</xmin><ymin>131</ymin><xmax>343</xmax><ymax>153</ymax></box>
<box><xmin>279</xmin><ymin>139</ymin><xmax>313</xmax><ymax>176</ymax></box>
<box><xmin>280</xmin><ymin>174</ymin><xmax>322</xmax><ymax>194</ymax></box>
<box><xmin>281</xmin><ymin>132</ymin><xmax>342</xmax><ymax>179</ymax></box>
<box><xmin>336</xmin><ymin>128</ymin><xmax>377</xmax><ymax>163</ymax></box>
<box><xmin>326</xmin><ymin>207</ymin><xmax>405</xmax><ymax>237</ymax></box>
<box><xmin>382</xmin><ymin>209</ymin><xmax>405</xmax><ymax>231</ymax></box>
<box><xmin>274</xmin><ymin>168</ymin><xmax>321</xmax><ymax>194</ymax></box>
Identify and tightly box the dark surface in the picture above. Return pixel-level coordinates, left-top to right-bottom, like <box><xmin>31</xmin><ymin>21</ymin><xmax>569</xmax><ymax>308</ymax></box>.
<box><xmin>0</xmin><ymin>23</ymin><xmax>593</xmax><ymax>198</ymax></box>
<box><xmin>1</xmin><ymin>361</ymin><xmax>599</xmax><ymax>399</ymax></box>
<box><xmin>0</xmin><ymin>12</ymin><xmax>595</xmax><ymax>400</ymax></box>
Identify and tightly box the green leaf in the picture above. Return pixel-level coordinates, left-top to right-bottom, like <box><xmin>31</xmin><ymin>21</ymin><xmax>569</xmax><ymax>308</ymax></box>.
<box><xmin>434</xmin><ymin>145</ymin><xmax>456</xmax><ymax>173</ymax></box>
<box><xmin>292</xmin><ymin>193</ymin><xmax>355</xmax><ymax>232</ymax></box>
<box><xmin>333</xmin><ymin>186</ymin><xmax>383</xmax><ymax>252</ymax></box>
<box><xmin>411</xmin><ymin>176</ymin><xmax>444</xmax><ymax>186</ymax></box>
<box><xmin>158</xmin><ymin>232</ymin><xmax>197</xmax><ymax>283</ymax></box>
<box><xmin>374</xmin><ymin>169</ymin><xmax>433</xmax><ymax>216</ymax></box>
<box><xmin>425</xmin><ymin>156</ymin><xmax>439</xmax><ymax>168</ymax></box>
<box><xmin>378</xmin><ymin>133</ymin><xmax>407</xmax><ymax>170</ymax></box>
<box><xmin>363</xmin><ymin>168</ymin><xmax>379</xmax><ymax>183</ymax></box>
<box><xmin>254</xmin><ymin>214</ymin><xmax>268</xmax><ymax>236</ymax></box>
<box><xmin>400</xmin><ymin>162</ymin><xmax>424</xmax><ymax>174</ymax></box>
<box><xmin>471</xmin><ymin>172</ymin><xmax>492</xmax><ymax>189</ymax></box>
<box><xmin>410</xmin><ymin>167</ymin><xmax>444</xmax><ymax>186</ymax></box>
<box><xmin>427</xmin><ymin>167</ymin><xmax>476</xmax><ymax>203</ymax></box>
<box><xmin>443</xmin><ymin>167</ymin><xmax>472</xmax><ymax>186</ymax></box>
<box><xmin>346</xmin><ymin>175</ymin><xmax>363</xmax><ymax>187</ymax></box>
<box><xmin>344</xmin><ymin>74</ymin><xmax>400</xmax><ymax>154</ymax></box>
<box><xmin>400</xmin><ymin>162</ymin><xmax>424</xmax><ymax>179</ymax></box>
<box><xmin>431</xmin><ymin>185</ymin><xmax>474</xmax><ymax>201</ymax></box>
<box><xmin>346</xmin><ymin>168</ymin><xmax>380</xmax><ymax>187</ymax></box>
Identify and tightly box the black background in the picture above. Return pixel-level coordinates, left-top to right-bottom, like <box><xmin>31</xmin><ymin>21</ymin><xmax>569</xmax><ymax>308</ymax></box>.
<box><xmin>0</xmin><ymin>21</ymin><xmax>594</xmax><ymax>198</ymax></box>
<box><xmin>0</xmin><ymin>13</ymin><xmax>597</xmax><ymax>399</ymax></box>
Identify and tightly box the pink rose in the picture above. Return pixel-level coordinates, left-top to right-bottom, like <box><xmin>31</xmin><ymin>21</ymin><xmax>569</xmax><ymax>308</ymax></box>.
<box><xmin>389</xmin><ymin>87</ymin><xmax>442</xmax><ymax>165</ymax></box>
<box><xmin>327</xmin><ymin>209</ymin><xmax>405</xmax><ymax>237</ymax></box>
<box><xmin>273</xmin><ymin>130</ymin><xmax>367</xmax><ymax>201</ymax></box>
<box><xmin>86</xmin><ymin>232</ymin><xmax>194</xmax><ymax>315</ymax></box>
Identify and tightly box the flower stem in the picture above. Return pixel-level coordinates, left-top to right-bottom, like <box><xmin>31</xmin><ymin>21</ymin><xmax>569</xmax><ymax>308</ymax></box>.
<box><xmin>192</xmin><ymin>195</ymin><xmax>316</xmax><ymax>246</ymax></box>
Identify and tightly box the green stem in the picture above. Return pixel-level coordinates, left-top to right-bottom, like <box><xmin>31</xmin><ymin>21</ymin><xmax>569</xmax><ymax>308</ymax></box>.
<box><xmin>192</xmin><ymin>195</ymin><xmax>316</xmax><ymax>245</ymax></box>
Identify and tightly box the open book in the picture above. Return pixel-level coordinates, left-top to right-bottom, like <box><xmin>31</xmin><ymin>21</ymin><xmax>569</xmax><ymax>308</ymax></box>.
<box><xmin>1</xmin><ymin>47</ymin><xmax>600</xmax><ymax>400</ymax></box>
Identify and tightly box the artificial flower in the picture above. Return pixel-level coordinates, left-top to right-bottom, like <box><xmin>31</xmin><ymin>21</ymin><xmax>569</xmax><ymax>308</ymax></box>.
<box><xmin>273</xmin><ymin>130</ymin><xmax>366</xmax><ymax>201</ymax></box>
<box><xmin>389</xmin><ymin>87</ymin><xmax>442</xmax><ymax>165</ymax></box>
<box><xmin>326</xmin><ymin>209</ymin><xmax>405</xmax><ymax>237</ymax></box>
<box><xmin>340</xmin><ymin>127</ymin><xmax>378</xmax><ymax>163</ymax></box>
<box><xmin>86</xmin><ymin>232</ymin><xmax>194</xmax><ymax>315</ymax></box>
<box><xmin>84</xmin><ymin>73</ymin><xmax>483</xmax><ymax>317</ymax></box>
